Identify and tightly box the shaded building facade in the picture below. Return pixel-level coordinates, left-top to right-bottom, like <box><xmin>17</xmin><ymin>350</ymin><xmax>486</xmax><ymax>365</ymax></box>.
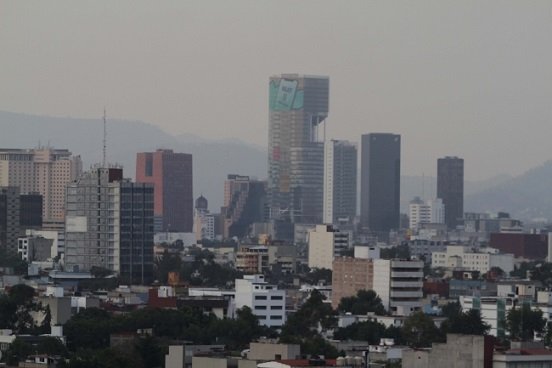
<box><xmin>437</xmin><ymin>156</ymin><xmax>464</xmax><ymax>229</ymax></box>
<box><xmin>268</xmin><ymin>74</ymin><xmax>329</xmax><ymax>225</ymax></box>
<box><xmin>360</xmin><ymin>133</ymin><xmax>401</xmax><ymax>236</ymax></box>
<box><xmin>222</xmin><ymin>175</ymin><xmax>267</xmax><ymax>239</ymax></box>
<box><xmin>136</xmin><ymin>150</ymin><xmax>193</xmax><ymax>233</ymax></box>
<box><xmin>0</xmin><ymin>187</ymin><xmax>20</xmax><ymax>254</ymax></box>
<box><xmin>323</xmin><ymin>140</ymin><xmax>357</xmax><ymax>225</ymax></box>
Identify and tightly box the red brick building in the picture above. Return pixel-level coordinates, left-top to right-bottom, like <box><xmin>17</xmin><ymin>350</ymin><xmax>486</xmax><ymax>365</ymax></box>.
<box><xmin>136</xmin><ymin>150</ymin><xmax>193</xmax><ymax>232</ymax></box>
<box><xmin>490</xmin><ymin>233</ymin><xmax>548</xmax><ymax>259</ymax></box>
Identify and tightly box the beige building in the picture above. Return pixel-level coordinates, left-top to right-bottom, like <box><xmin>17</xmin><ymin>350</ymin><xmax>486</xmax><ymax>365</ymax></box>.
<box><xmin>248</xmin><ymin>342</ymin><xmax>300</xmax><ymax>361</ymax></box>
<box><xmin>331</xmin><ymin>257</ymin><xmax>374</xmax><ymax>309</ymax></box>
<box><xmin>0</xmin><ymin>148</ymin><xmax>82</xmax><ymax>222</ymax></box>
<box><xmin>308</xmin><ymin>224</ymin><xmax>350</xmax><ymax>270</ymax></box>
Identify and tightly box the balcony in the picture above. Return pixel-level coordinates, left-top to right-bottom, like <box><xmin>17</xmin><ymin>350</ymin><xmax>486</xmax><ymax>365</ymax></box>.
<box><xmin>391</xmin><ymin>271</ymin><xmax>423</xmax><ymax>278</ymax></box>
<box><xmin>390</xmin><ymin>290</ymin><xmax>423</xmax><ymax>298</ymax></box>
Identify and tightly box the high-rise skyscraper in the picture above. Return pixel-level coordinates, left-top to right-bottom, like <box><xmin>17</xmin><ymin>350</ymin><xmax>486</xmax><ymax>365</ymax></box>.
<box><xmin>360</xmin><ymin>133</ymin><xmax>401</xmax><ymax>236</ymax></box>
<box><xmin>221</xmin><ymin>174</ymin><xmax>267</xmax><ymax>239</ymax></box>
<box><xmin>136</xmin><ymin>149</ymin><xmax>193</xmax><ymax>233</ymax></box>
<box><xmin>65</xmin><ymin>166</ymin><xmax>154</xmax><ymax>284</ymax></box>
<box><xmin>437</xmin><ymin>156</ymin><xmax>464</xmax><ymax>229</ymax></box>
<box><xmin>323</xmin><ymin>140</ymin><xmax>357</xmax><ymax>225</ymax></box>
<box><xmin>0</xmin><ymin>148</ymin><xmax>82</xmax><ymax>222</ymax></box>
<box><xmin>268</xmin><ymin>74</ymin><xmax>329</xmax><ymax>225</ymax></box>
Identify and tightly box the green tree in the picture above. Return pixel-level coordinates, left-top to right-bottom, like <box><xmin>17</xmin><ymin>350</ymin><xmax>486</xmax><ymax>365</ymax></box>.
<box><xmin>333</xmin><ymin>320</ymin><xmax>386</xmax><ymax>344</ymax></box>
<box><xmin>401</xmin><ymin>312</ymin><xmax>443</xmax><ymax>348</ymax></box>
<box><xmin>337</xmin><ymin>290</ymin><xmax>386</xmax><ymax>315</ymax></box>
<box><xmin>281</xmin><ymin>290</ymin><xmax>336</xmax><ymax>341</ymax></box>
<box><xmin>507</xmin><ymin>304</ymin><xmax>546</xmax><ymax>340</ymax></box>
<box><xmin>3</xmin><ymin>338</ymin><xmax>32</xmax><ymax>365</ymax></box>
<box><xmin>441</xmin><ymin>309</ymin><xmax>490</xmax><ymax>335</ymax></box>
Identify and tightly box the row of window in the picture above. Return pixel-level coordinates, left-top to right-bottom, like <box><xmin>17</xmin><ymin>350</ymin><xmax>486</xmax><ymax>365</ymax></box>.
<box><xmin>254</xmin><ymin>295</ymin><xmax>283</xmax><ymax>300</ymax></box>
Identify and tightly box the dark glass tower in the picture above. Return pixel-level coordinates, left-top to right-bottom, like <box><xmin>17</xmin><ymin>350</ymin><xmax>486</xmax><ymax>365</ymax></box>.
<box><xmin>437</xmin><ymin>156</ymin><xmax>464</xmax><ymax>229</ymax></box>
<box><xmin>268</xmin><ymin>74</ymin><xmax>329</xmax><ymax>225</ymax></box>
<box><xmin>360</xmin><ymin>133</ymin><xmax>401</xmax><ymax>237</ymax></box>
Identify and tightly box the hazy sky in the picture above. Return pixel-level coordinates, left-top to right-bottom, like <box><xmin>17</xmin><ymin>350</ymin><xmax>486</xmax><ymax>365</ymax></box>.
<box><xmin>1</xmin><ymin>1</ymin><xmax>551</xmax><ymax>181</ymax></box>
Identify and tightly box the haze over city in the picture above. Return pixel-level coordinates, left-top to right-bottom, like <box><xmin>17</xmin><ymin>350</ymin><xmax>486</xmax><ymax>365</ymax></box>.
<box><xmin>2</xmin><ymin>1</ymin><xmax>552</xmax><ymax>181</ymax></box>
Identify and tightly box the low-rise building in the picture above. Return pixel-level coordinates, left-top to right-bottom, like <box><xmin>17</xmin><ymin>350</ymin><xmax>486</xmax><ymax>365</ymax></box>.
<box><xmin>432</xmin><ymin>245</ymin><xmax>514</xmax><ymax>274</ymax></box>
<box><xmin>235</xmin><ymin>275</ymin><xmax>286</xmax><ymax>328</ymax></box>
<box><xmin>308</xmin><ymin>225</ymin><xmax>351</xmax><ymax>270</ymax></box>
<box><xmin>331</xmin><ymin>257</ymin><xmax>374</xmax><ymax>309</ymax></box>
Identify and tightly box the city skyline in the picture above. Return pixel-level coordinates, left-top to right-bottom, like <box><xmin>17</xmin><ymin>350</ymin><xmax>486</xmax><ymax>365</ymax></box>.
<box><xmin>1</xmin><ymin>1</ymin><xmax>552</xmax><ymax>182</ymax></box>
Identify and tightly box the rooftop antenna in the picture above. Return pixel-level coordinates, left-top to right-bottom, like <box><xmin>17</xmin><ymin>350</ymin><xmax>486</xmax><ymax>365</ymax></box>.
<box><xmin>102</xmin><ymin>108</ymin><xmax>107</xmax><ymax>168</ymax></box>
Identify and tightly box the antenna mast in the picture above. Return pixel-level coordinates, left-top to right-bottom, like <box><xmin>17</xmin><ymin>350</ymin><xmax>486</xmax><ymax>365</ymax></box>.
<box><xmin>102</xmin><ymin>108</ymin><xmax>107</xmax><ymax>168</ymax></box>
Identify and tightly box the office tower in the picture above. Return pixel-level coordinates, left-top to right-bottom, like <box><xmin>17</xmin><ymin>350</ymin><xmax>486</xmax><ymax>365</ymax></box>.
<box><xmin>408</xmin><ymin>197</ymin><xmax>445</xmax><ymax>230</ymax></box>
<box><xmin>0</xmin><ymin>148</ymin><xmax>82</xmax><ymax>222</ymax></box>
<box><xmin>307</xmin><ymin>224</ymin><xmax>351</xmax><ymax>270</ymax></box>
<box><xmin>136</xmin><ymin>149</ymin><xmax>193</xmax><ymax>233</ymax></box>
<box><xmin>65</xmin><ymin>166</ymin><xmax>154</xmax><ymax>284</ymax></box>
<box><xmin>437</xmin><ymin>156</ymin><xmax>464</xmax><ymax>229</ymax></box>
<box><xmin>0</xmin><ymin>187</ymin><xmax>20</xmax><ymax>254</ymax></box>
<box><xmin>268</xmin><ymin>74</ymin><xmax>329</xmax><ymax>225</ymax></box>
<box><xmin>222</xmin><ymin>174</ymin><xmax>267</xmax><ymax>239</ymax></box>
<box><xmin>360</xmin><ymin>133</ymin><xmax>401</xmax><ymax>236</ymax></box>
<box><xmin>323</xmin><ymin>140</ymin><xmax>357</xmax><ymax>225</ymax></box>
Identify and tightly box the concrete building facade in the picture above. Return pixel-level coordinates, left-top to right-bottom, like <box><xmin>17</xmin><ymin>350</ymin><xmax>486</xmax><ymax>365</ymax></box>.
<box><xmin>0</xmin><ymin>148</ymin><xmax>82</xmax><ymax>222</ymax></box>
<box><xmin>373</xmin><ymin>259</ymin><xmax>424</xmax><ymax>315</ymax></box>
<box><xmin>65</xmin><ymin>166</ymin><xmax>154</xmax><ymax>284</ymax></box>
<box><xmin>307</xmin><ymin>224</ymin><xmax>351</xmax><ymax>270</ymax></box>
<box><xmin>235</xmin><ymin>275</ymin><xmax>286</xmax><ymax>328</ymax></box>
<box><xmin>408</xmin><ymin>197</ymin><xmax>445</xmax><ymax>230</ymax></box>
<box><xmin>331</xmin><ymin>257</ymin><xmax>374</xmax><ymax>309</ymax></box>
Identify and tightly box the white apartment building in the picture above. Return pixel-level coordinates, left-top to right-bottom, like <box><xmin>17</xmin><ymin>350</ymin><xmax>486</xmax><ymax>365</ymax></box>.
<box><xmin>460</xmin><ymin>295</ymin><xmax>516</xmax><ymax>337</ymax></box>
<box><xmin>432</xmin><ymin>245</ymin><xmax>514</xmax><ymax>274</ymax></box>
<box><xmin>409</xmin><ymin>197</ymin><xmax>445</xmax><ymax>230</ymax></box>
<box><xmin>308</xmin><ymin>224</ymin><xmax>351</xmax><ymax>270</ymax></box>
<box><xmin>373</xmin><ymin>259</ymin><xmax>424</xmax><ymax>316</ymax></box>
<box><xmin>194</xmin><ymin>211</ymin><xmax>215</xmax><ymax>241</ymax></box>
<box><xmin>235</xmin><ymin>274</ymin><xmax>286</xmax><ymax>328</ymax></box>
<box><xmin>0</xmin><ymin>148</ymin><xmax>82</xmax><ymax>222</ymax></box>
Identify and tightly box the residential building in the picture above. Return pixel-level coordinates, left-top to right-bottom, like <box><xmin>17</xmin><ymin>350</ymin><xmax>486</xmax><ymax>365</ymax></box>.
<box><xmin>408</xmin><ymin>197</ymin><xmax>445</xmax><ymax>230</ymax></box>
<box><xmin>247</xmin><ymin>341</ymin><xmax>301</xmax><ymax>361</ymax></box>
<box><xmin>235</xmin><ymin>274</ymin><xmax>286</xmax><ymax>327</ymax></box>
<box><xmin>136</xmin><ymin>149</ymin><xmax>193</xmax><ymax>232</ymax></box>
<box><xmin>0</xmin><ymin>148</ymin><xmax>82</xmax><ymax>222</ymax></box>
<box><xmin>437</xmin><ymin>156</ymin><xmax>464</xmax><ymax>229</ymax></box>
<box><xmin>268</xmin><ymin>74</ymin><xmax>329</xmax><ymax>225</ymax></box>
<box><xmin>360</xmin><ymin>133</ymin><xmax>401</xmax><ymax>238</ymax></box>
<box><xmin>459</xmin><ymin>295</ymin><xmax>516</xmax><ymax>338</ymax></box>
<box><xmin>307</xmin><ymin>224</ymin><xmax>351</xmax><ymax>270</ymax></box>
<box><xmin>0</xmin><ymin>187</ymin><xmax>19</xmax><ymax>253</ymax></box>
<box><xmin>331</xmin><ymin>257</ymin><xmax>374</xmax><ymax>309</ymax></box>
<box><xmin>404</xmin><ymin>239</ymin><xmax>448</xmax><ymax>261</ymax></box>
<box><xmin>221</xmin><ymin>175</ymin><xmax>267</xmax><ymax>239</ymax></box>
<box><xmin>323</xmin><ymin>140</ymin><xmax>357</xmax><ymax>225</ymax></box>
<box><xmin>373</xmin><ymin>259</ymin><xmax>424</xmax><ymax>315</ymax></box>
<box><xmin>431</xmin><ymin>245</ymin><xmax>514</xmax><ymax>274</ymax></box>
<box><xmin>64</xmin><ymin>166</ymin><xmax>154</xmax><ymax>284</ymax></box>
<box><xmin>235</xmin><ymin>245</ymin><xmax>269</xmax><ymax>274</ymax></box>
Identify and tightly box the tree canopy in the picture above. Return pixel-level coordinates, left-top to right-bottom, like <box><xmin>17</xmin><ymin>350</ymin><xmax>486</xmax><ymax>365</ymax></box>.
<box><xmin>506</xmin><ymin>304</ymin><xmax>546</xmax><ymax>341</ymax></box>
<box><xmin>401</xmin><ymin>312</ymin><xmax>443</xmax><ymax>348</ymax></box>
<box><xmin>337</xmin><ymin>290</ymin><xmax>385</xmax><ymax>316</ymax></box>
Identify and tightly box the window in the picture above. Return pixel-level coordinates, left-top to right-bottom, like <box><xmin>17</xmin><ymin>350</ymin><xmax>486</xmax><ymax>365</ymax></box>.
<box><xmin>270</xmin><ymin>315</ymin><xmax>283</xmax><ymax>320</ymax></box>
<box><xmin>255</xmin><ymin>305</ymin><xmax>267</xmax><ymax>310</ymax></box>
<box><xmin>271</xmin><ymin>295</ymin><xmax>283</xmax><ymax>300</ymax></box>
<box><xmin>255</xmin><ymin>295</ymin><xmax>267</xmax><ymax>300</ymax></box>
<box><xmin>271</xmin><ymin>305</ymin><xmax>283</xmax><ymax>310</ymax></box>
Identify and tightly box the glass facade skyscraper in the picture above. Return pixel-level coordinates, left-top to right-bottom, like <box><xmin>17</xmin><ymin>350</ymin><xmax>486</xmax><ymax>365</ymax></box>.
<box><xmin>360</xmin><ymin>133</ymin><xmax>401</xmax><ymax>237</ymax></box>
<box><xmin>268</xmin><ymin>74</ymin><xmax>329</xmax><ymax>225</ymax></box>
<box><xmin>437</xmin><ymin>156</ymin><xmax>464</xmax><ymax>229</ymax></box>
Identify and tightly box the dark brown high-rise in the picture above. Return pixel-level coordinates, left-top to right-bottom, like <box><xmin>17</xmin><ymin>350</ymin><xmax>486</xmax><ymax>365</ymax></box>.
<box><xmin>136</xmin><ymin>150</ymin><xmax>193</xmax><ymax>232</ymax></box>
<box><xmin>437</xmin><ymin>156</ymin><xmax>464</xmax><ymax>229</ymax></box>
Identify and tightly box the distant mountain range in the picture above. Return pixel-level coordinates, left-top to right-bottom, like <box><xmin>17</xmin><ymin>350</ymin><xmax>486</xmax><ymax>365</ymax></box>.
<box><xmin>1</xmin><ymin>110</ymin><xmax>551</xmax><ymax>221</ymax></box>
<box><xmin>0</xmin><ymin>110</ymin><xmax>266</xmax><ymax>210</ymax></box>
